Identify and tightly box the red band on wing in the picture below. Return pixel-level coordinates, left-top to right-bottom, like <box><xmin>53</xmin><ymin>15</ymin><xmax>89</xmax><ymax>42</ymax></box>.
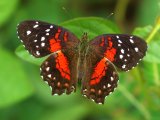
<box><xmin>49</xmin><ymin>38</ymin><xmax>61</xmax><ymax>52</ymax></box>
<box><xmin>55</xmin><ymin>51</ymin><xmax>70</xmax><ymax>80</ymax></box>
<box><xmin>107</xmin><ymin>36</ymin><xmax>112</xmax><ymax>41</ymax></box>
<box><xmin>90</xmin><ymin>58</ymin><xmax>107</xmax><ymax>85</ymax></box>
<box><xmin>55</xmin><ymin>28</ymin><xmax>62</xmax><ymax>39</ymax></box>
<box><xmin>100</xmin><ymin>37</ymin><xmax>105</xmax><ymax>46</ymax></box>
<box><xmin>64</xmin><ymin>32</ymin><xmax>68</xmax><ymax>42</ymax></box>
<box><xmin>104</xmin><ymin>48</ymin><xmax>116</xmax><ymax>62</ymax></box>
<box><xmin>104</xmin><ymin>39</ymin><xmax>117</xmax><ymax>62</ymax></box>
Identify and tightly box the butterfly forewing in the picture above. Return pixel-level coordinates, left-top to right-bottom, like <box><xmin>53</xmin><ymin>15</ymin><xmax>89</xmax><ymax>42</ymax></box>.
<box><xmin>89</xmin><ymin>34</ymin><xmax>147</xmax><ymax>71</ymax></box>
<box><xmin>17</xmin><ymin>20</ymin><xmax>80</xmax><ymax>57</ymax></box>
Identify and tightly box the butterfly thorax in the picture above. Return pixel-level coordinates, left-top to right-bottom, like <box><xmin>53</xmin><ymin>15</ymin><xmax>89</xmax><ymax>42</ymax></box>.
<box><xmin>79</xmin><ymin>32</ymin><xmax>89</xmax><ymax>55</ymax></box>
<box><xmin>78</xmin><ymin>33</ymin><xmax>89</xmax><ymax>80</ymax></box>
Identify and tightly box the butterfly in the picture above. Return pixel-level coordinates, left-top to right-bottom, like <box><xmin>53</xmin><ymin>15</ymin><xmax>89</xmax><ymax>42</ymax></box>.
<box><xmin>17</xmin><ymin>20</ymin><xmax>147</xmax><ymax>104</ymax></box>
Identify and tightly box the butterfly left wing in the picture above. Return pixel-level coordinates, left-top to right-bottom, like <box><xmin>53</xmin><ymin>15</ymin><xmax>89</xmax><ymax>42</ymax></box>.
<box><xmin>40</xmin><ymin>50</ymin><xmax>78</xmax><ymax>95</ymax></box>
<box><xmin>17</xmin><ymin>20</ymin><xmax>80</xmax><ymax>95</ymax></box>
<box><xmin>17</xmin><ymin>20</ymin><xmax>80</xmax><ymax>57</ymax></box>
<box><xmin>81</xmin><ymin>50</ymin><xmax>119</xmax><ymax>104</ymax></box>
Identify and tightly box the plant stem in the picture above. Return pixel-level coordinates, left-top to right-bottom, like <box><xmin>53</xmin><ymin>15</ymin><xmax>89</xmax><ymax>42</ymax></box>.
<box><xmin>114</xmin><ymin>0</ymin><xmax>129</xmax><ymax>32</ymax></box>
<box><xmin>146</xmin><ymin>17</ymin><xmax>160</xmax><ymax>86</ymax></box>
<box><xmin>153</xmin><ymin>63</ymin><xmax>160</xmax><ymax>86</ymax></box>
<box><xmin>118</xmin><ymin>84</ymin><xmax>151</xmax><ymax>120</ymax></box>
<box><xmin>146</xmin><ymin>17</ymin><xmax>160</xmax><ymax>43</ymax></box>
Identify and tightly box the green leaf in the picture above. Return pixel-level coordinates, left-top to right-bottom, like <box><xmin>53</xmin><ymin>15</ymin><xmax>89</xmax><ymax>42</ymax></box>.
<box><xmin>0</xmin><ymin>47</ymin><xmax>34</xmax><ymax>108</ymax></box>
<box><xmin>0</xmin><ymin>0</ymin><xmax>19</xmax><ymax>27</ymax></box>
<box><xmin>15</xmin><ymin>45</ymin><xmax>46</xmax><ymax>66</ymax></box>
<box><xmin>118</xmin><ymin>84</ymin><xmax>151</xmax><ymax>120</ymax></box>
<box><xmin>143</xmin><ymin>41</ymin><xmax>160</xmax><ymax>63</ymax></box>
<box><xmin>15</xmin><ymin>17</ymin><xmax>120</xmax><ymax>65</ymax></box>
<box><xmin>61</xmin><ymin>17</ymin><xmax>121</xmax><ymax>39</ymax></box>
<box><xmin>132</xmin><ymin>26</ymin><xmax>160</xmax><ymax>63</ymax></box>
<box><xmin>40</xmin><ymin>105</ymin><xmax>89</xmax><ymax>120</ymax></box>
<box><xmin>132</xmin><ymin>25</ymin><xmax>152</xmax><ymax>39</ymax></box>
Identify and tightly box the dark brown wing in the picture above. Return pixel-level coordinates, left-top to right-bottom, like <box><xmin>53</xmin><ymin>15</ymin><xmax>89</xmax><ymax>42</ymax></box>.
<box><xmin>17</xmin><ymin>20</ymin><xmax>80</xmax><ymax>57</ymax></box>
<box><xmin>40</xmin><ymin>50</ymin><xmax>79</xmax><ymax>95</ymax></box>
<box><xmin>81</xmin><ymin>48</ymin><xmax>119</xmax><ymax>104</ymax></box>
<box><xmin>89</xmin><ymin>34</ymin><xmax>147</xmax><ymax>71</ymax></box>
<box><xmin>17</xmin><ymin>20</ymin><xmax>80</xmax><ymax>95</ymax></box>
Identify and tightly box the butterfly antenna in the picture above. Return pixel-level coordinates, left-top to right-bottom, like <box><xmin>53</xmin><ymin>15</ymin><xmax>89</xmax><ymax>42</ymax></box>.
<box><xmin>86</xmin><ymin>12</ymin><xmax>114</xmax><ymax>41</ymax></box>
<box><xmin>62</xmin><ymin>7</ymin><xmax>84</xmax><ymax>36</ymax></box>
<box><xmin>107</xmin><ymin>12</ymin><xmax>114</xmax><ymax>19</ymax></box>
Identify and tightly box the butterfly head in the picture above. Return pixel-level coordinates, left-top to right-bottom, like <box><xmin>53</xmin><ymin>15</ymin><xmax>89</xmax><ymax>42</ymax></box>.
<box><xmin>81</xmin><ymin>32</ymin><xmax>88</xmax><ymax>42</ymax></box>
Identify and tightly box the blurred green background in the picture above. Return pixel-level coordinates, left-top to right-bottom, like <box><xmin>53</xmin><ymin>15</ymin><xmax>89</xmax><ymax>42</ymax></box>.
<box><xmin>0</xmin><ymin>0</ymin><xmax>160</xmax><ymax>120</ymax></box>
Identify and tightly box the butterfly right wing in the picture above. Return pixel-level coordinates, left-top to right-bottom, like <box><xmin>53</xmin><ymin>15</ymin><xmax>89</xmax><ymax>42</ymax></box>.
<box><xmin>81</xmin><ymin>50</ymin><xmax>119</xmax><ymax>104</ymax></box>
<box><xmin>89</xmin><ymin>34</ymin><xmax>147</xmax><ymax>71</ymax></box>
<box><xmin>81</xmin><ymin>34</ymin><xmax>147</xmax><ymax>104</ymax></box>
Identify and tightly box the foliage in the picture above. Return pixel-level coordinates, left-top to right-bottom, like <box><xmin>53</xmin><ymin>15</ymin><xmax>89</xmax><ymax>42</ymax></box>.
<box><xmin>0</xmin><ymin>0</ymin><xmax>160</xmax><ymax>120</ymax></box>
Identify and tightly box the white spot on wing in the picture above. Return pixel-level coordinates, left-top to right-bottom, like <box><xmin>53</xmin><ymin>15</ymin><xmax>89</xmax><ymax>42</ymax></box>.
<box><xmin>41</xmin><ymin>37</ymin><xmax>45</xmax><ymax>41</ymax></box>
<box><xmin>130</xmin><ymin>39</ymin><xmax>134</xmax><ymax>43</ymax></box>
<box><xmin>45</xmin><ymin>81</ymin><xmax>48</xmax><ymax>84</ymax></box>
<box><xmin>34</xmin><ymin>40</ymin><xmax>37</xmax><ymax>42</ymax></box>
<box><xmin>122</xmin><ymin>64</ymin><xmax>126</xmax><ymax>69</ymax></box>
<box><xmin>107</xmin><ymin>83</ymin><xmax>111</xmax><ymax>87</ymax></box>
<box><xmin>135</xmin><ymin>47</ymin><xmax>139</xmax><ymax>52</ymax></box>
<box><xmin>48</xmin><ymin>74</ymin><xmax>51</xmax><ymax>78</ymax></box>
<box><xmin>33</xmin><ymin>24</ymin><xmax>39</xmax><ymax>28</ymax></box>
<box><xmin>45</xmin><ymin>29</ymin><xmax>50</xmax><ymax>32</ymax></box>
<box><xmin>46</xmin><ymin>67</ymin><xmax>50</xmax><ymax>71</ymax></box>
<box><xmin>41</xmin><ymin>43</ymin><xmax>45</xmax><ymax>47</ymax></box>
<box><xmin>36</xmin><ymin>51</ymin><xmax>40</xmax><ymax>55</ymax></box>
<box><xmin>116</xmin><ymin>36</ymin><xmax>119</xmax><ymax>38</ymax></box>
<box><xmin>119</xmin><ymin>55</ymin><xmax>123</xmax><ymax>59</ymax></box>
<box><xmin>27</xmin><ymin>30</ymin><xmax>31</xmax><ymax>35</ymax></box>
<box><xmin>130</xmin><ymin>36</ymin><xmax>133</xmax><ymax>38</ymax></box>
<box><xmin>110</xmin><ymin>77</ymin><xmax>114</xmax><ymax>81</ymax></box>
<box><xmin>121</xmin><ymin>49</ymin><xmax>124</xmax><ymax>54</ymax></box>
<box><xmin>118</xmin><ymin>40</ymin><xmax>122</xmax><ymax>43</ymax></box>
<box><xmin>46</xmin><ymin>33</ymin><xmax>49</xmax><ymax>36</ymax></box>
<box><xmin>50</xmin><ymin>25</ymin><xmax>53</xmax><ymax>28</ymax></box>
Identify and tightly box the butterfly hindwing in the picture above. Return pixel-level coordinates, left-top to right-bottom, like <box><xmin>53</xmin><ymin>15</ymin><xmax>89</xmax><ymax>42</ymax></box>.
<box><xmin>40</xmin><ymin>50</ymin><xmax>79</xmax><ymax>95</ymax></box>
<box><xmin>17</xmin><ymin>20</ymin><xmax>80</xmax><ymax>57</ymax></box>
<box><xmin>89</xmin><ymin>34</ymin><xmax>147</xmax><ymax>71</ymax></box>
<box><xmin>81</xmin><ymin>50</ymin><xmax>119</xmax><ymax>104</ymax></box>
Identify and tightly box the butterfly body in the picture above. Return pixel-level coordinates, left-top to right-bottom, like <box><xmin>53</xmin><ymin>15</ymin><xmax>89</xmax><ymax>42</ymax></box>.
<box><xmin>17</xmin><ymin>20</ymin><xmax>147</xmax><ymax>104</ymax></box>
